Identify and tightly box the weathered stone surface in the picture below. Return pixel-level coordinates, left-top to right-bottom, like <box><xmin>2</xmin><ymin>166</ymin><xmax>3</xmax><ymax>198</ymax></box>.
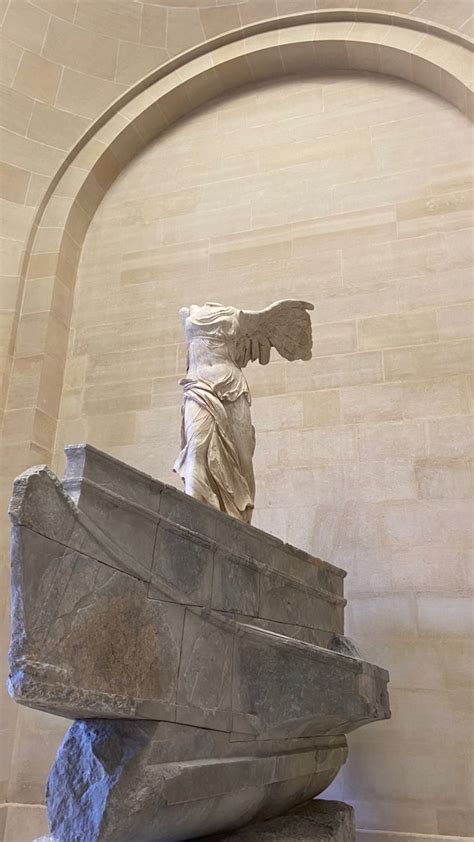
<box><xmin>8</xmin><ymin>444</ymin><xmax>390</xmax><ymax>841</ymax></box>
<box><xmin>259</xmin><ymin>569</ymin><xmax>342</xmax><ymax>632</ymax></box>
<box><xmin>47</xmin><ymin>720</ymin><xmax>152</xmax><ymax>842</ymax></box>
<box><xmin>232</xmin><ymin>625</ymin><xmax>389</xmax><ymax>739</ymax></box>
<box><xmin>68</xmin><ymin>443</ymin><xmax>346</xmax><ymax>599</ymax></box>
<box><xmin>224</xmin><ymin>614</ymin><xmax>334</xmax><ymax>649</ymax></box>
<box><xmin>149</xmin><ymin>519</ymin><xmax>214</xmax><ymax>605</ymax></box>
<box><xmin>9</xmin><ymin>446</ymin><xmax>388</xmax><ymax>730</ymax></box>
<box><xmin>64</xmin><ymin>443</ymin><xmax>162</xmax><ymax>512</ymax></box>
<box><xmin>9</xmin><ymin>445</ymin><xmax>382</xmax><ymax>728</ymax></box>
<box><xmin>9</xmin><ymin>522</ymin><xmax>184</xmax><ymax>720</ymax></box>
<box><xmin>46</xmin><ymin>720</ymin><xmax>348</xmax><ymax>842</ymax></box>
<box><xmin>177</xmin><ymin>609</ymin><xmax>234</xmax><ymax>732</ymax></box>
<box><xmin>212</xmin><ymin>548</ymin><xmax>260</xmax><ymax>615</ymax></box>
<box><xmin>330</xmin><ymin>634</ymin><xmax>362</xmax><ymax>659</ymax></box>
<box><xmin>199</xmin><ymin>800</ymin><xmax>355</xmax><ymax>841</ymax></box>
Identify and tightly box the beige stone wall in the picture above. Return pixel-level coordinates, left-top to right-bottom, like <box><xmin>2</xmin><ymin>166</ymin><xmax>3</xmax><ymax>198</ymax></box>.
<box><xmin>50</xmin><ymin>72</ymin><xmax>473</xmax><ymax>835</ymax></box>
<box><xmin>1</xmin><ymin>1</ymin><xmax>473</xmax><ymax>430</ymax></box>
<box><xmin>0</xmin><ymin>2</ymin><xmax>473</xmax><ymax>840</ymax></box>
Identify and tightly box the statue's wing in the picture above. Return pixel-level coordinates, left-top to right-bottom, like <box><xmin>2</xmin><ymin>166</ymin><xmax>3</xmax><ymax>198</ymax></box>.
<box><xmin>236</xmin><ymin>300</ymin><xmax>314</xmax><ymax>367</ymax></box>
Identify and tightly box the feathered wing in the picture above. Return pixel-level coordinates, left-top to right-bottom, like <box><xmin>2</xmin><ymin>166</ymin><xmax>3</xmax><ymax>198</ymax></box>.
<box><xmin>235</xmin><ymin>300</ymin><xmax>314</xmax><ymax>367</ymax></box>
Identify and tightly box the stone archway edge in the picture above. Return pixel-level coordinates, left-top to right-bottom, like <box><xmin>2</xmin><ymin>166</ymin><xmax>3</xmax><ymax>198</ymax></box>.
<box><xmin>5</xmin><ymin>11</ymin><xmax>473</xmax><ymax>466</ymax></box>
<box><xmin>29</xmin><ymin>10</ymin><xmax>474</xmax><ymax>239</ymax></box>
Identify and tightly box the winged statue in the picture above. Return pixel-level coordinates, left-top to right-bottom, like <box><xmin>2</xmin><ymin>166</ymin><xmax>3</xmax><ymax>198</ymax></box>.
<box><xmin>174</xmin><ymin>300</ymin><xmax>314</xmax><ymax>523</ymax></box>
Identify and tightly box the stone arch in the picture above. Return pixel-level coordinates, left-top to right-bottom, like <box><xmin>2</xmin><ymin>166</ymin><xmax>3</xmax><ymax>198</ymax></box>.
<box><xmin>8</xmin><ymin>11</ymin><xmax>473</xmax><ymax>458</ymax></box>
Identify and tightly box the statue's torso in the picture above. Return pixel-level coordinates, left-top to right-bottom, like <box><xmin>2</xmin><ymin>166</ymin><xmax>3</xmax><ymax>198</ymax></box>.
<box><xmin>181</xmin><ymin>304</ymin><xmax>250</xmax><ymax>403</ymax></box>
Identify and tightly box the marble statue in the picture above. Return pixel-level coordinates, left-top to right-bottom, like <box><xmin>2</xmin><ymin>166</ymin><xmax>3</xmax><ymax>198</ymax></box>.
<box><xmin>174</xmin><ymin>300</ymin><xmax>314</xmax><ymax>522</ymax></box>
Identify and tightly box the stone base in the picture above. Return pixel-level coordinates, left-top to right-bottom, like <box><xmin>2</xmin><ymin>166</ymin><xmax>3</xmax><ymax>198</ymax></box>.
<box><xmin>198</xmin><ymin>800</ymin><xmax>355</xmax><ymax>841</ymax></box>
<box><xmin>33</xmin><ymin>801</ymin><xmax>354</xmax><ymax>842</ymax></box>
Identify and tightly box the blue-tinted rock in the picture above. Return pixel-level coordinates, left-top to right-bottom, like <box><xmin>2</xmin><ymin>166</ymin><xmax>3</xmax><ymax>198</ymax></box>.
<box><xmin>46</xmin><ymin>720</ymin><xmax>349</xmax><ymax>842</ymax></box>
<box><xmin>46</xmin><ymin>720</ymin><xmax>151</xmax><ymax>842</ymax></box>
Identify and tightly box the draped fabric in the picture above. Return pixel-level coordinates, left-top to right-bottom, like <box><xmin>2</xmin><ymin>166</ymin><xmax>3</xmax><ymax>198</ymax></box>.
<box><xmin>173</xmin><ymin>380</ymin><xmax>254</xmax><ymax>523</ymax></box>
<box><xmin>173</xmin><ymin>300</ymin><xmax>312</xmax><ymax>523</ymax></box>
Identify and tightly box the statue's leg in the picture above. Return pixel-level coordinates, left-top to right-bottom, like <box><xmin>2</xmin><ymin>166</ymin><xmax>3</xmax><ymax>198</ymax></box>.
<box><xmin>181</xmin><ymin>390</ymin><xmax>254</xmax><ymax>521</ymax></box>
<box><xmin>181</xmin><ymin>399</ymin><xmax>220</xmax><ymax>508</ymax></box>
<box><xmin>224</xmin><ymin>396</ymin><xmax>256</xmax><ymax>520</ymax></box>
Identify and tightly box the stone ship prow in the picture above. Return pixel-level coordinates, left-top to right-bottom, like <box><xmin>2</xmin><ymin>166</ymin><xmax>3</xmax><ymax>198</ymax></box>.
<box><xmin>8</xmin><ymin>444</ymin><xmax>390</xmax><ymax>841</ymax></box>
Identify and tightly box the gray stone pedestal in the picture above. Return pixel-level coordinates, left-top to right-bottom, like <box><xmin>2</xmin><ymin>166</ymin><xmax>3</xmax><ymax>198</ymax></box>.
<box><xmin>13</xmin><ymin>446</ymin><xmax>385</xmax><ymax>842</ymax></box>
<box><xmin>199</xmin><ymin>800</ymin><xmax>355</xmax><ymax>841</ymax></box>
<box><xmin>34</xmin><ymin>801</ymin><xmax>354</xmax><ymax>842</ymax></box>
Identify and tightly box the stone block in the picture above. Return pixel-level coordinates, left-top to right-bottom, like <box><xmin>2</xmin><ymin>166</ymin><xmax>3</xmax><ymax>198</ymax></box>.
<box><xmin>302</xmin><ymin>390</ymin><xmax>341</xmax><ymax>427</ymax></box>
<box><xmin>229</xmin><ymin>615</ymin><xmax>334</xmax><ymax>650</ymax></box>
<box><xmin>55</xmin><ymin>68</ymin><xmax>127</xmax><ymax>120</ymax></box>
<box><xmin>115</xmin><ymin>41</ymin><xmax>168</xmax><ymax>86</ymax></box>
<box><xmin>42</xmin><ymin>15</ymin><xmax>118</xmax><ymax>80</ymax></box>
<box><xmin>210</xmin><ymin>514</ymin><xmax>345</xmax><ymax>603</ymax></box>
<box><xmin>358</xmin><ymin>421</ymin><xmax>426</xmax><ymax>462</ymax></box>
<box><xmin>281</xmin><ymin>546</ymin><xmax>345</xmax><ymax>598</ymax></box>
<box><xmin>147</xmin><ymin>722</ymin><xmax>228</xmax><ymax>765</ymax></box>
<box><xmin>0</xmin><ymin>161</ymin><xmax>31</xmax><ymax>204</ymax></box>
<box><xmin>150</xmin><ymin>520</ymin><xmax>214</xmax><ymax>605</ymax></box>
<box><xmin>340</xmin><ymin>383</ymin><xmax>404</xmax><ymax>424</ymax></box>
<box><xmin>3</xmin><ymin>0</ymin><xmax>49</xmax><ymax>53</ymax></box>
<box><xmin>358</xmin><ymin>312</ymin><xmax>439</xmax><ymax>351</ymax></box>
<box><xmin>177</xmin><ymin>609</ymin><xmax>233</xmax><ymax>719</ymax></box>
<box><xmin>218</xmin><ymin>516</ymin><xmax>283</xmax><ymax>566</ymax></box>
<box><xmin>384</xmin><ymin>339</ymin><xmax>473</xmax><ymax>382</ymax></box>
<box><xmin>437</xmin><ymin>301</ymin><xmax>474</xmax><ymax>341</ymax></box>
<box><xmin>27</xmin><ymin>102</ymin><xmax>90</xmax><ymax>153</ymax></box>
<box><xmin>9</xmin><ymin>452</ymin><xmax>388</xmax><ymax>732</ymax></box>
<box><xmin>0</xmin><ymin>126</ymin><xmax>64</xmax><ymax>178</ymax></box>
<box><xmin>159</xmin><ymin>482</ymin><xmax>222</xmax><ymax>541</ymax></box>
<box><xmin>163</xmin><ymin>755</ymin><xmax>276</xmax><ymax>806</ymax></box>
<box><xmin>416</xmin><ymin>594</ymin><xmax>474</xmax><ymax>639</ymax></box>
<box><xmin>426</xmin><ymin>415</ymin><xmax>473</xmax><ymax>459</ymax></box>
<box><xmin>232</xmin><ymin>627</ymin><xmax>389</xmax><ymax>740</ymax></box>
<box><xmin>45</xmin><ymin>718</ymin><xmax>349</xmax><ymax>842</ymax></box>
<box><xmin>212</xmin><ymin>548</ymin><xmax>260</xmax><ymax>615</ymax></box>
<box><xmin>75</xmin><ymin>0</ymin><xmax>141</xmax><ymax>41</ymax></box>
<box><xmin>8</xmin><ymin>465</ymin><xmax>76</xmax><ymax>548</ymax></box>
<box><xmin>288</xmin><ymin>351</ymin><xmax>383</xmax><ymax>392</ymax></box>
<box><xmin>9</xmin><ymin>525</ymin><xmax>184</xmax><ymax>720</ymax></box>
<box><xmin>5</xmin><ymin>706</ymin><xmax>67</xmax><ymax>806</ymax></box>
<box><xmin>87</xmin><ymin>344</ymin><xmax>178</xmax><ymax>385</ymax></box>
<box><xmin>86</xmin><ymin>411</ymin><xmax>137</xmax><ymax>449</ymax></box>
<box><xmin>346</xmin><ymin>594</ymin><xmax>416</xmax><ymax>641</ymax></box>
<box><xmin>70</xmin><ymin>478</ymin><xmax>158</xmax><ymax>577</ymax></box>
<box><xmin>3</xmin><ymin>804</ymin><xmax>49</xmax><ymax>842</ymax></box>
<box><xmin>200</xmin><ymin>800</ymin><xmax>355</xmax><ymax>841</ymax></box>
<box><xmin>415</xmin><ymin>459</ymin><xmax>473</xmax><ymax>499</ymax></box>
<box><xmin>0</xmin><ymin>36</ymin><xmax>23</xmax><ymax>87</ymax></box>
<box><xmin>259</xmin><ymin>569</ymin><xmax>343</xmax><ymax>633</ymax></box>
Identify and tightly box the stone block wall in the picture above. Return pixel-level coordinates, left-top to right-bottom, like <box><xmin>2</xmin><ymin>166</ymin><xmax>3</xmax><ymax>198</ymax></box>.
<box><xmin>51</xmin><ymin>72</ymin><xmax>473</xmax><ymax>835</ymax></box>
<box><xmin>0</xmin><ymin>1</ymin><xmax>473</xmax><ymax>839</ymax></box>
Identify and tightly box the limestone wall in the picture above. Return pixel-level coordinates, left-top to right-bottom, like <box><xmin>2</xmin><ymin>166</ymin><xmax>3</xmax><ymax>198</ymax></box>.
<box><xmin>52</xmin><ymin>72</ymin><xmax>473</xmax><ymax>836</ymax></box>
<box><xmin>0</xmin><ymin>2</ymin><xmax>473</xmax><ymax>840</ymax></box>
